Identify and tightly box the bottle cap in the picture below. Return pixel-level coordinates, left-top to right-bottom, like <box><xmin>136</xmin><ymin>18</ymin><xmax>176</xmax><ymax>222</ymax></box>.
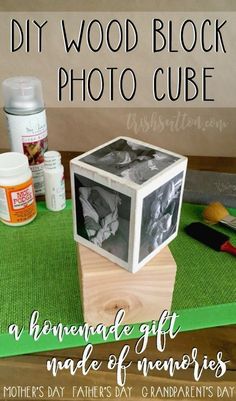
<box><xmin>2</xmin><ymin>76</ymin><xmax>44</xmax><ymax>114</ymax></box>
<box><xmin>44</xmin><ymin>151</ymin><xmax>61</xmax><ymax>169</ymax></box>
<box><xmin>0</xmin><ymin>152</ymin><xmax>29</xmax><ymax>177</ymax></box>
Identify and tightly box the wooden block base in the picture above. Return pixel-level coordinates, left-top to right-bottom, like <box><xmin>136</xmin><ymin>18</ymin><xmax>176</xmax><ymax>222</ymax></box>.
<box><xmin>77</xmin><ymin>244</ymin><xmax>177</xmax><ymax>326</ymax></box>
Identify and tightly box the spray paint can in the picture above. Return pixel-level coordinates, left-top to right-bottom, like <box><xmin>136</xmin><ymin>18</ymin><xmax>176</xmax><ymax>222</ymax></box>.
<box><xmin>2</xmin><ymin>76</ymin><xmax>48</xmax><ymax>196</ymax></box>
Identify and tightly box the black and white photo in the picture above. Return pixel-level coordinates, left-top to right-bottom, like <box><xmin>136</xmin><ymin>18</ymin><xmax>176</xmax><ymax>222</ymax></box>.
<box><xmin>139</xmin><ymin>172</ymin><xmax>184</xmax><ymax>262</ymax></box>
<box><xmin>74</xmin><ymin>174</ymin><xmax>131</xmax><ymax>262</ymax></box>
<box><xmin>81</xmin><ymin>138</ymin><xmax>179</xmax><ymax>185</ymax></box>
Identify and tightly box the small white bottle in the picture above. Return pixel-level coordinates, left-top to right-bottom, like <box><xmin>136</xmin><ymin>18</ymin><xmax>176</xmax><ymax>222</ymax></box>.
<box><xmin>43</xmin><ymin>151</ymin><xmax>66</xmax><ymax>212</ymax></box>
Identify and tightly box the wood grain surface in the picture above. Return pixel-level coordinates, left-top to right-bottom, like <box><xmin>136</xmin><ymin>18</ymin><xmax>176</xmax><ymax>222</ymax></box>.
<box><xmin>78</xmin><ymin>243</ymin><xmax>176</xmax><ymax>326</ymax></box>
<box><xmin>0</xmin><ymin>150</ymin><xmax>235</xmax><ymax>400</ymax></box>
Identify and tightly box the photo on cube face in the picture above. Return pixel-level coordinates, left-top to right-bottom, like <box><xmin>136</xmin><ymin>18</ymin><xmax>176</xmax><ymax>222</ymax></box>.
<box><xmin>139</xmin><ymin>172</ymin><xmax>184</xmax><ymax>262</ymax></box>
<box><xmin>81</xmin><ymin>138</ymin><xmax>179</xmax><ymax>185</ymax></box>
<box><xmin>74</xmin><ymin>173</ymin><xmax>131</xmax><ymax>262</ymax></box>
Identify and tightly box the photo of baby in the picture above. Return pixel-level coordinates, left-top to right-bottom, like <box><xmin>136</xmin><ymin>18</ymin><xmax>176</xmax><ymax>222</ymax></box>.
<box><xmin>139</xmin><ymin>172</ymin><xmax>184</xmax><ymax>262</ymax></box>
<box><xmin>74</xmin><ymin>173</ymin><xmax>131</xmax><ymax>262</ymax></box>
<box><xmin>81</xmin><ymin>138</ymin><xmax>179</xmax><ymax>185</ymax></box>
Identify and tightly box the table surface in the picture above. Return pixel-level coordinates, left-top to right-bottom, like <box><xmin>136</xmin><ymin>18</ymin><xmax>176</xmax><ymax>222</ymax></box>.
<box><xmin>0</xmin><ymin>150</ymin><xmax>235</xmax><ymax>400</ymax></box>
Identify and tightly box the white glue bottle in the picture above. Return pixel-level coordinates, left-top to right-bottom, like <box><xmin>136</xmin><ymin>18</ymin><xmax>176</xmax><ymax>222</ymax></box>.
<box><xmin>2</xmin><ymin>76</ymin><xmax>48</xmax><ymax>196</ymax></box>
<box><xmin>43</xmin><ymin>151</ymin><xmax>66</xmax><ymax>212</ymax></box>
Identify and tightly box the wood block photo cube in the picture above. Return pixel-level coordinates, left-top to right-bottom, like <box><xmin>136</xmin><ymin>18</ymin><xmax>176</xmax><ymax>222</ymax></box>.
<box><xmin>77</xmin><ymin>243</ymin><xmax>177</xmax><ymax>326</ymax></box>
<box><xmin>71</xmin><ymin>136</ymin><xmax>187</xmax><ymax>273</ymax></box>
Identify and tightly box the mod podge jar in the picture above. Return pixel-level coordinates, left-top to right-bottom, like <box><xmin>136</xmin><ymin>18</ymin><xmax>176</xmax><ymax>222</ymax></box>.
<box><xmin>0</xmin><ymin>152</ymin><xmax>37</xmax><ymax>226</ymax></box>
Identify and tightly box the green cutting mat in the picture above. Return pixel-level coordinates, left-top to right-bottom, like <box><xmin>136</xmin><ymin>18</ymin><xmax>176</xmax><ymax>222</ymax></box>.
<box><xmin>0</xmin><ymin>200</ymin><xmax>236</xmax><ymax>357</ymax></box>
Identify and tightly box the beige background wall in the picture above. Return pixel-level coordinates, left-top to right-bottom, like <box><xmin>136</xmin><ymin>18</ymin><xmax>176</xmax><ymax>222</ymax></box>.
<box><xmin>0</xmin><ymin>0</ymin><xmax>235</xmax><ymax>156</ymax></box>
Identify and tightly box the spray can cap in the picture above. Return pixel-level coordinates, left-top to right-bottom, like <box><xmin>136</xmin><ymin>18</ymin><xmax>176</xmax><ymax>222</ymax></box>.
<box><xmin>2</xmin><ymin>76</ymin><xmax>44</xmax><ymax>114</ymax></box>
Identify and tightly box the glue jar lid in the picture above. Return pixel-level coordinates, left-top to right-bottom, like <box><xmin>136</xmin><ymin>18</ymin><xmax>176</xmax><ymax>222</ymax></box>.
<box><xmin>0</xmin><ymin>152</ymin><xmax>29</xmax><ymax>177</ymax></box>
<box><xmin>2</xmin><ymin>76</ymin><xmax>44</xmax><ymax>114</ymax></box>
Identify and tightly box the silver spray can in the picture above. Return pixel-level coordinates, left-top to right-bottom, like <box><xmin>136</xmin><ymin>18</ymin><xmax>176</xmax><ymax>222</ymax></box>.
<box><xmin>2</xmin><ymin>76</ymin><xmax>48</xmax><ymax>196</ymax></box>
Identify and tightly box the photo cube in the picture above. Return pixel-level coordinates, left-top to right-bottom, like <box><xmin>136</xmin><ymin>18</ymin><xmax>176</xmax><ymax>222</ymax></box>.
<box><xmin>70</xmin><ymin>137</ymin><xmax>187</xmax><ymax>273</ymax></box>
